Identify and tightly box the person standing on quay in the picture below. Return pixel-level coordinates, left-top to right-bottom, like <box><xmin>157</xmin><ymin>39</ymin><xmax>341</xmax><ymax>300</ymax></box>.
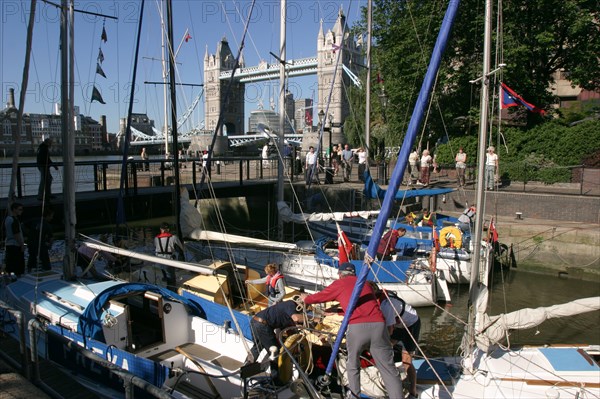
<box><xmin>485</xmin><ymin>146</ymin><xmax>499</xmax><ymax>190</ymax></box>
<box><xmin>357</xmin><ymin>147</ymin><xmax>368</xmax><ymax>182</ymax></box>
<box><xmin>455</xmin><ymin>147</ymin><xmax>467</xmax><ymax>187</ymax></box>
<box><xmin>341</xmin><ymin>144</ymin><xmax>354</xmax><ymax>182</ymax></box>
<box><xmin>141</xmin><ymin>147</ymin><xmax>149</xmax><ymax>171</ymax></box>
<box><xmin>36</xmin><ymin>138</ymin><xmax>58</xmax><ymax>200</ymax></box>
<box><xmin>3</xmin><ymin>202</ymin><xmax>26</xmax><ymax>276</ymax></box>
<box><xmin>419</xmin><ymin>149</ymin><xmax>432</xmax><ymax>186</ymax></box>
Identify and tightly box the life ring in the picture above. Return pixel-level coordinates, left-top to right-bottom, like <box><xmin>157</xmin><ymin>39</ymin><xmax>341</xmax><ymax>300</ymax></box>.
<box><xmin>278</xmin><ymin>333</ymin><xmax>311</xmax><ymax>383</ymax></box>
<box><xmin>439</xmin><ymin>226</ymin><xmax>462</xmax><ymax>249</ymax></box>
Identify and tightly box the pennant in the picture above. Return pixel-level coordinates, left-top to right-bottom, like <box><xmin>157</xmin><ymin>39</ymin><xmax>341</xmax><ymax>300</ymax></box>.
<box><xmin>488</xmin><ymin>218</ymin><xmax>499</xmax><ymax>243</ymax></box>
<box><xmin>91</xmin><ymin>86</ymin><xmax>106</xmax><ymax>104</ymax></box>
<box><xmin>331</xmin><ymin>43</ymin><xmax>341</xmax><ymax>53</ymax></box>
<box><xmin>184</xmin><ymin>32</ymin><xmax>192</xmax><ymax>43</ymax></box>
<box><xmin>101</xmin><ymin>27</ymin><xmax>107</xmax><ymax>43</ymax></box>
<box><xmin>338</xmin><ymin>230</ymin><xmax>353</xmax><ymax>263</ymax></box>
<box><xmin>500</xmin><ymin>83</ymin><xmax>545</xmax><ymax>115</ymax></box>
<box><xmin>97</xmin><ymin>48</ymin><xmax>104</xmax><ymax>64</ymax></box>
<box><xmin>96</xmin><ymin>63</ymin><xmax>106</xmax><ymax>78</ymax></box>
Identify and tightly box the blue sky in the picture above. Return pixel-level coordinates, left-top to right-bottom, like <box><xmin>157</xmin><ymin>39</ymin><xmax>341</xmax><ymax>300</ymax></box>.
<box><xmin>1</xmin><ymin>0</ymin><xmax>366</xmax><ymax>135</ymax></box>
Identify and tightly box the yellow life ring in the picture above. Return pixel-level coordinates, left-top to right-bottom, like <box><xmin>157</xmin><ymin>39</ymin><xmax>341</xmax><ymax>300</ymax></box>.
<box><xmin>439</xmin><ymin>226</ymin><xmax>463</xmax><ymax>249</ymax></box>
<box><xmin>278</xmin><ymin>333</ymin><xmax>311</xmax><ymax>383</ymax></box>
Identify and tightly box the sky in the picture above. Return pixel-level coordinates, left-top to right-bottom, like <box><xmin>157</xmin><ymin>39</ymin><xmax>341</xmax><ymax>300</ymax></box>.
<box><xmin>1</xmin><ymin>0</ymin><xmax>366</xmax><ymax>135</ymax></box>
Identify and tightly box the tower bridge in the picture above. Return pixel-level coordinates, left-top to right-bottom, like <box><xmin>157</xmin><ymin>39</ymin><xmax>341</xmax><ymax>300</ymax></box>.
<box><xmin>132</xmin><ymin>10</ymin><xmax>362</xmax><ymax>153</ymax></box>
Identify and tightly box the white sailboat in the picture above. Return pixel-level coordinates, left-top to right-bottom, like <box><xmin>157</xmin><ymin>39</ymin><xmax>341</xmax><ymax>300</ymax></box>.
<box><xmin>414</xmin><ymin>0</ymin><xmax>600</xmax><ymax>396</ymax></box>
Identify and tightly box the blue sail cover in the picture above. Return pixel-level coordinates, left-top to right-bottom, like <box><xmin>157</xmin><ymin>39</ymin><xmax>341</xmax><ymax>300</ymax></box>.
<box><xmin>78</xmin><ymin>283</ymin><xmax>205</xmax><ymax>342</ymax></box>
<box><xmin>363</xmin><ymin>170</ymin><xmax>454</xmax><ymax>200</ymax></box>
<box><xmin>325</xmin><ymin>0</ymin><xmax>462</xmax><ymax>376</ymax></box>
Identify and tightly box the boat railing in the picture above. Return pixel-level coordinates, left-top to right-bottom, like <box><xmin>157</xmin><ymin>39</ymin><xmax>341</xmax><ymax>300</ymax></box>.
<box><xmin>0</xmin><ymin>156</ymin><xmax>299</xmax><ymax>198</ymax></box>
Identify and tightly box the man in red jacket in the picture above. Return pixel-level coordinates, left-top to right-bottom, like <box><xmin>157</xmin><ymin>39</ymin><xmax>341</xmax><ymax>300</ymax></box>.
<box><xmin>300</xmin><ymin>263</ymin><xmax>404</xmax><ymax>398</ymax></box>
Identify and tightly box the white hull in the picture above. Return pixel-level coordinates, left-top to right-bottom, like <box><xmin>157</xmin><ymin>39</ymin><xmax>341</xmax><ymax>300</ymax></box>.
<box><xmin>417</xmin><ymin>346</ymin><xmax>600</xmax><ymax>399</ymax></box>
<box><xmin>185</xmin><ymin>241</ymin><xmax>450</xmax><ymax>307</ymax></box>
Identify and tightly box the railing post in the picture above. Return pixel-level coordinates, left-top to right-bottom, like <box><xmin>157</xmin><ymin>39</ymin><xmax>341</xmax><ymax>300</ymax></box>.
<box><xmin>102</xmin><ymin>163</ymin><xmax>108</xmax><ymax>191</ymax></box>
<box><xmin>93</xmin><ymin>164</ymin><xmax>99</xmax><ymax>191</ymax></box>
<box><xmin>192</xmin><ymin>160</ymin><xmax>197</xmax><ymax>185</ymax></box>
<box><xmin>132</xmin><ymin>162</ymin><xmax>138</xmax><ymax>195</ymax></box>
<box><xmin>239</xmin><ymin>160</ymin><xmax>244</xmax><ymax>185</ymax></box>
<box><xmin>16</xmin><ymin>165</ymin><xmax>23</xmax><ymax>198</ymax></box>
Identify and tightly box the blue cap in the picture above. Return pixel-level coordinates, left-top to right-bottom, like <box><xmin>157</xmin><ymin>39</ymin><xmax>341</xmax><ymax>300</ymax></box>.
<box><xmin>339</xmin><ymin>262</ymin><xmax>356</xmax><ymax>274</ymax></box>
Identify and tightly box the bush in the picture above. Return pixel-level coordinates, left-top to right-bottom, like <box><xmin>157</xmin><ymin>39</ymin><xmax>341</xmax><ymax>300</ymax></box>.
<box><xmin>432</xmin><ymin>119</ymin><xmax>600</xmax><ymax>183</ymax></box>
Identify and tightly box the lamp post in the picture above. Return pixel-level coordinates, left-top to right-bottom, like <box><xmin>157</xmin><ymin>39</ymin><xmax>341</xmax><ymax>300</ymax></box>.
<box><xmin>318</xmin><ymin>109</ymin><xmax>325</xmax><ymax>162</ymax></box>
<box><xmin>378</xmin><ymin>87</ymin><xmax>389</xmax><ymax>123</ymax></box>
<box><xmin>378</xmin><ymin>88</ymin><xmax>389</xmax><ymax>184</ymax></box>
<box><xmin>327</xmin><ymin>113</ymin><xmax>333</xmax><ymax>157</ymax></box>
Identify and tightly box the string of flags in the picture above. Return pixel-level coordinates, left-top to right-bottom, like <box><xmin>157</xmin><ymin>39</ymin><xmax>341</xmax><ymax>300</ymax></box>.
<box><xmin>500</xmin><ymin>82</ymin><xmax>545</xmax><ymax>115</ymax></box>
<box><xmin>92</xmin><ymin>21</ymin><xmax>107</xmax><ymax>104</ymax></box>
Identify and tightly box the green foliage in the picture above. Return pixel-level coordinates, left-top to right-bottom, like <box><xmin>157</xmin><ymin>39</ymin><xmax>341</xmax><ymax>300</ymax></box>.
<box><xmin>434</xmin><ymin>120</ymin><xmax>600</xmax><ymax>183</ymax></box>
<box><xmin>369</xmin><ymin>0</ymin><xmax>600</xmax><ymax>145</ymax></box>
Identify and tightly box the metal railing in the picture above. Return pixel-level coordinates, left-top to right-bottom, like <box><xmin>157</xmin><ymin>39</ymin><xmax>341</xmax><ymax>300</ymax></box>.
<box><xmin>0</xmin><ymin>156</ymin><xmax>304</xmax><ymax>199</ymax></box>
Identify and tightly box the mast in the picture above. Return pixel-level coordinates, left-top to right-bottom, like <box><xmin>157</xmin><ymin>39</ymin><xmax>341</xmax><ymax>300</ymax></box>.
<box><xmin>165</xmin><ymin>0</ymin><xmax>181</xmax><ymax>238</ymax></box>
<box><xmin>364</xmin><ymin>0</ymin><xmax>372</xmax><ymax>152</ymax></box>
<box><xmin>9</xmin><ymin>0</ymin><xmax>37</xmax><ymax>205</ymax></box>
<box><xmin>160</xmin><ymin>1</ymin><xmax>169</xmax><ymax>156</ymax></box>
<box><xmin>323</xmin><ymin>0</ymin><xmax>461</xmax><ymax>377</ymax></box>
<box><xmin>277</xmin><ymin>0</ymin><xmax>286</xmax><ymax>241</ymax></box>
<box><xmin>60</xmin><ymin>0</ymin><xmax>76</xmax><ymax>279</ymax></box>
<box><xmin>465</xmin><ymin>0</ymin><xmax>493</xmax><ymax>362</ymax></box>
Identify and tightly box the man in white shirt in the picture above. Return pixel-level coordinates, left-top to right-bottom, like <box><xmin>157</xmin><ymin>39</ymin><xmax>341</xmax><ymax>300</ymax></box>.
<box><xmin>305</xmin><ymin>146</ymin><xmax>318</xmax><ymax>185</ymax></box>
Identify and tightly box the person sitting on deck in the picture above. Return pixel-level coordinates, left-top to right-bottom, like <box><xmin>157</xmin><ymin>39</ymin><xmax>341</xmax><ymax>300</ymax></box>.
<box><xmin>246</xmin><ymin>263</ymin><xmax>286</xmax><ymax>306</ymax></box>
<box><xmin>414</xmin><ymin>208</ymin><xmax>437</xmax><ymax>227</ymax></box>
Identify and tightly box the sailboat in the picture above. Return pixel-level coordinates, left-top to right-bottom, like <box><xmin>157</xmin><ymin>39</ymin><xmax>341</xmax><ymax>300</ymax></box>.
<box><xmin>0</xmin><ymin>2</ymin><xmax>302</xmax><ymax>398</ymax></box>
<box><xmin>314</xmin><ymin>0</ymin><xmax>599</xmax><ymax>397</ymax></box>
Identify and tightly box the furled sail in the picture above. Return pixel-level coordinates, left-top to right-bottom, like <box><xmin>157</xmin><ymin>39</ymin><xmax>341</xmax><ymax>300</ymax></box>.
<box><xmin>475</xmin><ymin>297</ymin><xmax>600</xmax><ymax>352</ymax></box>
<box><xmin>277</xmin><ymin>201</ymin><xmax>380</xmax><ymax>223</ymax></box>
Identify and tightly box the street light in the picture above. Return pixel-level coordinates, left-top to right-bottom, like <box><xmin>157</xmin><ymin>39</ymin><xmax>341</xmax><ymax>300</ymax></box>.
<box><xmin>318</xmin><ymin>109</ymin><xmax>325</xmax><ymax>162</ymax></box>
<box><xmin>378</xmin><ymin>87</ymin><xmax>389</xmax><ymax>123</ymax></box>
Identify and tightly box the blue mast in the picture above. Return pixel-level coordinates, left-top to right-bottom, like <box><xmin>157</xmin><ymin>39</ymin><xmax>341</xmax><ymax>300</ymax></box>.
<box><xmin>324</xmin><ymin>0</ymin><xmax>461</xmax><ymax>376</ymax></box>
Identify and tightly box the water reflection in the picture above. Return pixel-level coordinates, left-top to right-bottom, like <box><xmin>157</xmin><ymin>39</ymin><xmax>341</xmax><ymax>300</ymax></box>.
<box><xmin>419</xmin><ymin>270</ymin><xmax>600</xmax><ymax>356</ymax></box>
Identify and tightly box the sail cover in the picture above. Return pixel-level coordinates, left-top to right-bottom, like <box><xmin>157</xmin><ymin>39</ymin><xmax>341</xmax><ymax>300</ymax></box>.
<box><xmin>475</xmin><ymin>297</ymin><xmax>600</xmax><ymax>352</ymax></box>
<box><xmin>78</xmin><ymin>283</ymin><xmax>205</xmax><ymax>342</ymax></box>
<box><xmin>277</xmin><ymin>201</ymin><xmax>380</xmax><ymax>223</ymax></box>
<box><xmin>363</xmin><ymin>170</ymin><xmax>454</xmax><ymax>200</ymax></box>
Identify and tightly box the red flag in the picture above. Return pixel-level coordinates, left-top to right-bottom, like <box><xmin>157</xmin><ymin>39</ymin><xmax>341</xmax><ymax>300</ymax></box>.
<box><xmin>338</xmin><ymin>230</ymin><xmax>353</xmax><ymax>263</ymax></box>
<box><xmin>184</xmin><ymin>32</ymin><xmax>192</xmax><ymax>43</ymax></box>
<box><xmin>489</xmin><ymin>219</ymin><xmax>499</xmax><ymax>243</ymax></box>
<box><xmin>500</xmin><ymin>83</ymin><xmax>545</xmax><ymax>115</ymax></box>
<box><xmin>305</xmin><ymin>110</ymin><xmax>313</xmax><ymax>125</ymax></box>
<box><xmin>376</xmin><ymin>73</ymin><xmax>384</xmax><ymax>84</ymax></box>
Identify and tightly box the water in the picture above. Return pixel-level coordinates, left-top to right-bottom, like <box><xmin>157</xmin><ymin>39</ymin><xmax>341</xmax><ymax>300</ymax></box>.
<box><xmin>41</xmin><ymin>222</ymin><xmax>600</xmax><ymax>357</ymax></box>
<box><xmin>418</xmin><ymin>270</ymin><xmax>600</xmax><ymax>356</ymax></box>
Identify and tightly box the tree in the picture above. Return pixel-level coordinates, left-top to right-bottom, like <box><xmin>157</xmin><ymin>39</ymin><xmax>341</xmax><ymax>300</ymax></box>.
<box><xmin>370</xmin><ymin>0</ymin><xmax>600</xmax><ymax>144</ymax></box>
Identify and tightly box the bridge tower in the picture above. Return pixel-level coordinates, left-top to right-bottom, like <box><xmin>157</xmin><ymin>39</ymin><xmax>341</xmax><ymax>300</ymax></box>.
<box><xmin>317</xmin><ymin>9</ymin><xmax>362</xmax><ymax>146</ymax></box>
<box><xmin>204</xmin><ymin>38</ymin><xmax>245</xmax><ymax>154</ymax></box>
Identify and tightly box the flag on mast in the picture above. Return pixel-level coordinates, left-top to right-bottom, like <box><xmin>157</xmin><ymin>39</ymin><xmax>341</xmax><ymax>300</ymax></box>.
<box><xmin>500</xmin><ymin>83</ymin><xmax>545</xmax><ymax>115</ymax></box>
<box><xmin>101</xmin><ymin>27</ymin><xmax>108</xmax><ymax>43</ymax></box>
<box><xmin>91</xmin><ymin>86</ymin><xmax>106</xmax><ymax>104</ymax></box>
<box><xmin>96</xmin><ymin>63</ymin><xmax>107</xmax><ymax>78</ymax></box>
<box><xmin>97</xmin><ymin>48</ymin><xmax>104</xmax><ymax>64</ymax></box>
